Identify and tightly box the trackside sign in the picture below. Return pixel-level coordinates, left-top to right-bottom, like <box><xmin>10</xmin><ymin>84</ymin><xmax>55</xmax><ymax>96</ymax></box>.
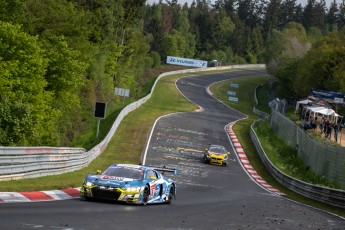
<box><xmin>166</xmin><ymin>56</ymin><xmax>208</xmax><ymax>68</ymax></box>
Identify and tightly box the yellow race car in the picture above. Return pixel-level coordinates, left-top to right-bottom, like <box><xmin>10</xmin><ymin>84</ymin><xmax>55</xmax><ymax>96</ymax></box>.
<box><xmin>203</xmin><ymin>144</ymin><xmax>230</xmax><ymax>166</ymax></box>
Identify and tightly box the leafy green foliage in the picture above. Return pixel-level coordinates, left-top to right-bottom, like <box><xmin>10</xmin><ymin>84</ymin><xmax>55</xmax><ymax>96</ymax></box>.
<box><xmin>0</xmin><ymin>22</ymin><xmax>57</xmax><ymax>145</ymax></box>
<box><xmin>294</xmin><ymin>29</ymin><xmax>345</xmax><ymax>97</ymax></box>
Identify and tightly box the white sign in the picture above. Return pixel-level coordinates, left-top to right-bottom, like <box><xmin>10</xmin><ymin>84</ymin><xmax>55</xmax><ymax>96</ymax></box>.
<box><xmin>115</xmin><ymin>87</ymin><xmax>130</xmax><ymax>97</ymax></box>
<box><xmin>230</xmin><ymin>83</ymin><xmax>239</xmax><ymax>88</ymax></box>
<box><xmin>334</xmin><ymin>97</ymin><xmax>344</xmax><ymax>103</ymax></box>
<box><xmin>227</xmin><ymin>91</ymin><xmax>236</xmax><ymax>96</ymax></box>
<box><xmin>229</xmin><ymin>97</ymin><xmax>238</xmax><ymax>102</ymax></box>
<box><xmin>166</xmin><ymin>56</ymin><xmax>208</xmax><ymax>68</ymax></box>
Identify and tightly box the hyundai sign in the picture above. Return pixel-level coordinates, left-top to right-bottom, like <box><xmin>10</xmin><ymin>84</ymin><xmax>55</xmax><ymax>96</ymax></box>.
<box><xmin>166</xmin><ymin>56</ymin><xmax>208</xmax><ymax>68</ymax></box>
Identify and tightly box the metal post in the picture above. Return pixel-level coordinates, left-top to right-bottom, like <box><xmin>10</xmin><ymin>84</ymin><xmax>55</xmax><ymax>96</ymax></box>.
<box><xmin>96</xmin><ymin>118</ymin><xmax>100</xmax><ymax>138</ymax></box>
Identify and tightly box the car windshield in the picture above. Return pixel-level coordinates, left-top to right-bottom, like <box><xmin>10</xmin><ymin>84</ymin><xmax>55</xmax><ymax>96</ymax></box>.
<box><xmin>209</xmin><ymin>146</ymin><xmax>227</xmax><ymax>154</ymax></box>
<box><xmin>102</xmin><ymin>166</ymin><xmax>144</xmax><ymax>180</ymax></box>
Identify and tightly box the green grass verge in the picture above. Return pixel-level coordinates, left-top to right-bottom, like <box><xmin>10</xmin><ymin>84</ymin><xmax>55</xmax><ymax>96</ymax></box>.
<box><xmin>70</xmin><ymin>99</ymin><xmax>135</xmax><ymax>150</ymax></box>
<box><xmin>210</xmin><ymin>75</ymin><xmax>345</xmax><ymax>217</ymax></box>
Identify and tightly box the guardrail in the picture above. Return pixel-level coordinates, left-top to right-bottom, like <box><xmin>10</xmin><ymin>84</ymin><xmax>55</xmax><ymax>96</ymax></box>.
<box><xmin>0</xmin><ymin>64</ymin><xmax>266</xmax><ymax>181</ymax></box>
<box><xmin>250</xmin><ymin>119</ymin><xmax>345</xmax><ymax>209</ymax></box>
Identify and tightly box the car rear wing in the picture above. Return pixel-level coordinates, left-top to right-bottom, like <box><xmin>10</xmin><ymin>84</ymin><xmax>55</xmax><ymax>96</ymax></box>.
<box><xmin>147</xmin><ymin>165</ymin><xmax>178</xmax><ymax>175</ymax></box>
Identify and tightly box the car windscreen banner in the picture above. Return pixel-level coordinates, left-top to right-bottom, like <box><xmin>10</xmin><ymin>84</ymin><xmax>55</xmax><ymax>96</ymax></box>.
<box><xmin>166</xmin><ymin>56</ymin><xmax>208</xmax><ymax>68</ymax></box>
<box><xmin>310</xmin><ymin>89</ymin><xmax>345</xmax><ymax>104</ymax></box>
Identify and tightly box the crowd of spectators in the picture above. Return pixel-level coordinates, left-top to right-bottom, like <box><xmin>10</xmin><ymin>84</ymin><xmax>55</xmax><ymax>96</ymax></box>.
<box><xmin>300</xmin><ymin>111</ymin><xmax>343</xmax><ymax>143</ymax></box>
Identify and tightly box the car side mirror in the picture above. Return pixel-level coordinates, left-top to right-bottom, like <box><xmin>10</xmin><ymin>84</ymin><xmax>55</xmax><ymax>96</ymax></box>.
<box><xmin>205</xmin><ymin>148</ymin><xmax>209</xmax><ymax>151</ymax></box>
<box><xmin>96</xmin><ymin>170</ymin><xmax>101</xmax><ymax>174</ymax></box>
<box><xmin>227</xmin><ymin>152</ymin><xmax>230</xmax><ymax>155</ymax></box>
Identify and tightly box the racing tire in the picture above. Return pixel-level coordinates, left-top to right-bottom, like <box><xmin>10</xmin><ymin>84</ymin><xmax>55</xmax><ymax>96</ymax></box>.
<box><xmin>167</xmin><ymin>185</ymin><xmax>175</xmax><ymax>205</ymax></box>
<box><xmin>142</xmin><ymin>185</ymin><xmax>150</xmax><ymax>205</ymax></box>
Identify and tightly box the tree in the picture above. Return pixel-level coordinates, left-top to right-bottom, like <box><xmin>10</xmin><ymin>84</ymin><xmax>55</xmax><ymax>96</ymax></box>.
<box><xmin>339</xmin><ymin>0</ymin><xmax>345</xmax><ymax>29</ymax></box>
<box><xmin>42</xmin><ymin>35</ymin><xmax>88</xmax><ymax>144</ymax></box>
<box><xmin>248</xmin><ymin>25</ymin><xmax>264</xmax><ymax>62</ymax></box>
<box><xmin>211</xmin><ymin>9</ymin><xmax>235</xmax><ymax>49</ymax></box>
<box><xmin>280</xmin><ymin>0</ymin><xmax>298</xmax><ymax>27</ymax></box>
<box><xmin>294</xmin><ymin>30</ymin><xmax>345</xmax><ymax>96</ymax></box>
<box><xmin>232</xmin><ymin>20</ymin><xmax>248</xmax><ymax>56</ymax></box>
<box><xmin>265</xmin><ymin>23</ymin><xmax>311</xmax><ymax>97</ymax></box>
<box><xmin>327</xmin><ymin>0</ymin><xmax>339</xmax><ymax>30</ymax></box>
<box><xmin>263</xmin><ymin>0</ymin><xmax>281</xmax><ymax>37</ymax></box>
<box><xmin>302</xmin><ymin>0</ymin><xmax>326</xmax><ymax>30</ymax></box>
<box><xmin>0</xmin><ymin>0</ymin><xmax>26</xmax><ymax>24</ymax></box>
<box><xmin>0</xmin><ymin>22</ymin><xmax>57</xmax><ymax>145</ymax></box>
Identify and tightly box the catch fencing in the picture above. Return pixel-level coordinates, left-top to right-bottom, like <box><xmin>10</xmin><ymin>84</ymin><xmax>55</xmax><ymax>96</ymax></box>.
<box><xmin>0</xmin><ymin>64</ymin><xmax>265</xmax><ymax>181</ymax></box>
<box><xmin>270</xmin><ymin>110</ymin><xmax>345</xmax><ymax>188</ymax></box>
<box><xmin>251</xmin><ymin>119</ymin><xmax>345</xmax><ymax>208</ymax></box>
<box><xmin>252</xmin><ymin>91</ymin><xmax>345</xmax><ymax>208</ymax></box>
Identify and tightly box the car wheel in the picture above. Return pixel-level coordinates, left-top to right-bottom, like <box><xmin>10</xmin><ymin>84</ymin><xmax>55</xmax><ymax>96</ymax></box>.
<box><xmin>167</xmin><ymin>185</ymin><xmax>175</xmax><ymax>204</ymax></box>
<box><xmin>203</xmin><ymin>156</ymin><xmax>207</xmax><ymax>162</ymax></box>
<box><xmin>142</xmin><ymin>185</ymin><xmax>150</xmax><ymax>205</ymax></box>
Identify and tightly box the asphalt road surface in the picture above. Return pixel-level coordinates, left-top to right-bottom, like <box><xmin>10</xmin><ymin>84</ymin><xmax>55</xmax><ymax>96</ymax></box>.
<box><xmin>0</xmin><ymin>70</ymin><xmax>344</xmax><ymax>230</ymax></box>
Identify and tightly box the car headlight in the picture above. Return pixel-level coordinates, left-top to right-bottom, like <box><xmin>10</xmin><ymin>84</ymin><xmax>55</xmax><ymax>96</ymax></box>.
<box><xmin>223</xmin><ymin>155</ymin><xmax>228</xmax><ymax>160</ymax></box>
<box><xmin>85</xmin><ymin>181</ymin><xmax>93</xmax><ymax>187</ymax></box>
<box><xmin>205</xmin><ymin>153</ymin><xmax>210</xmax><ymax>158</ymax></box>
<box><xmin>124</xmin><ymin>187</ymin><xmax>141</xmax><ymax>193</ymax></box>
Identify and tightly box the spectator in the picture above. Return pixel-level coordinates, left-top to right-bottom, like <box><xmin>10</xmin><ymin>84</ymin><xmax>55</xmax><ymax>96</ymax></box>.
<box><xmin>311</xmin><ymin>118</ymin><xmax>317</xmax><ymax>130</ymax></box>
<box><xmin>326</xmin><ymin>122</ymin><xmax>333</xmax><ymax>139</ymax></box>
<box><xmin>334</xmin><ymin>123</ymin><xmax>339</xmax><ymax>142</ymax></box>
<box><xmin>319</xmin><ymin>117</ymin><xmax>324</xmax><ymax>134</ymax></box>
<box><xmin>324</xmin><ymin>119</ymin><xmax>329</xmax><ymax>135</ymax></box>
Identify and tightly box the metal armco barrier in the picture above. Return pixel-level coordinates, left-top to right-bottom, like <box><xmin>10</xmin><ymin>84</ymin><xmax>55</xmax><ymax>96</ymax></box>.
<box><xmin>251</xmin><ymin>119</ymin><xmax>345</xmax><ymax>209</ymax></box>
<box><xmin>0</xmin><ymin>64</ymin><xmax>266</xmax><ymax>181</ymax></box>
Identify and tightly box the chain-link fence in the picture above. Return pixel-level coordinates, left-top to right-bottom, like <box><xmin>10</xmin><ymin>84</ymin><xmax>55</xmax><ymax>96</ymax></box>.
<box><xmin>270</xmin><ymin>110</ymin><xmax>345</xmax><ymax>187</ymax></box>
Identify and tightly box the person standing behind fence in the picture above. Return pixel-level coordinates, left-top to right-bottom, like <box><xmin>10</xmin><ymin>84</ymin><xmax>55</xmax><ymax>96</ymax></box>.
<box><xmin>334</xmin><ymin>123</ymin><xmax>339</xmax><ymax>142</ymax></box>
<box><xmin>324</xmin><ymin>119</ymin><xmax>329</xmax><ymax>136</ymax></box>
<box><xmin>319</xmin><ymin>117</ymin><xmax>324</xmax><ymax>134</ymax></box>
<box><xmin>311</xmin><ymin>117</ymin><xmax>317</xmax><ymax>130</ymax></box>
<box><xmin>326</xmin><ymin>122</ymin><xmax>333</xmax><ymax>139</ymax></box>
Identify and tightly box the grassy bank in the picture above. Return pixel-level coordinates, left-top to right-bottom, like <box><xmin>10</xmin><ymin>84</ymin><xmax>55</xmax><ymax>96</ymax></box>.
<box><xmin>210</xmin><ymin>75</ymin><xmax>345</xmax><ymax>217</ymax></box>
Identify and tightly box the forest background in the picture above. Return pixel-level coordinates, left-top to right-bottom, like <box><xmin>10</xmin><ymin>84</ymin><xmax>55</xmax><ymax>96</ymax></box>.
<box><xmin>0</xmin><ymin>0</ymin><xmax>344</xmax><ymax>147</ymax></box>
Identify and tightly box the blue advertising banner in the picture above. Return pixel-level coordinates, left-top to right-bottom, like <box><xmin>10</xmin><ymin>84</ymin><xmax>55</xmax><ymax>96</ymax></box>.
<box><xmin>310</xmin><ymin>89</ymin><xmax>345</xmax><ymax>104</ymax></box>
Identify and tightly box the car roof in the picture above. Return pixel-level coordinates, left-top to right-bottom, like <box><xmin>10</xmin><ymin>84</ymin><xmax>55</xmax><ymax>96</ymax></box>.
<box><xmin>110</xmin><ymin>164</ymin><xmax>152</xmax><ymax>171</ymax></box>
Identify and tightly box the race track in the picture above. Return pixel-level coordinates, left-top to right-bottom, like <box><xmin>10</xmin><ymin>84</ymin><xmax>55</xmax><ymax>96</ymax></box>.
<box><xmin>0</xmin><ymin>70</ymin><xmax>344</xmax><ymax>230</ymax></box>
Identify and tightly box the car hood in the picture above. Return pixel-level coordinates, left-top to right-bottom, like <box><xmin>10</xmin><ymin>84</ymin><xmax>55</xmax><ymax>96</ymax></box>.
<box><xmin>209</xmin><ymin>152</ymin><xmax>226</xmax><ymax>159</ymax></box>
<box><xmin>85</xmin><ymin>174</ymin><xmax>142</xmax><ymax>187</ymax></box>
